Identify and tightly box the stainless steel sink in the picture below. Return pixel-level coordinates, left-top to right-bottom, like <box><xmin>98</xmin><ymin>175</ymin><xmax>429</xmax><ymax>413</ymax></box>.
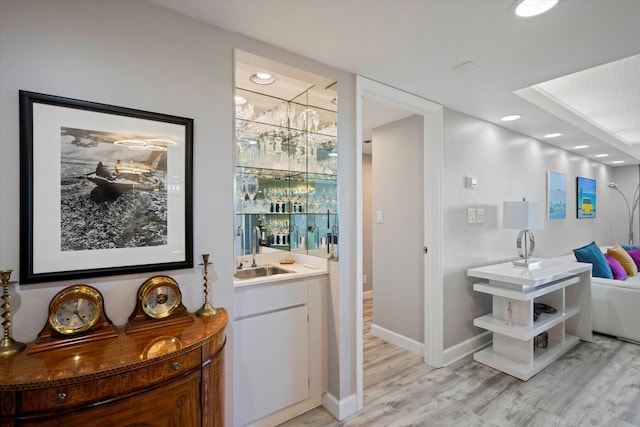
<box><xmin>234</xmin><ymin>265</ymin><xmax>294</xmax><ymax>280</ymax></box>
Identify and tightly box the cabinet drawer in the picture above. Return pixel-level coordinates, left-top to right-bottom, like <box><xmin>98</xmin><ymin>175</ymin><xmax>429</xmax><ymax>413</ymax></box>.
<box><xmin>18</xmin><ymin>348</ymin><xmax>201</xmax><ymax>414</ymax></box>
<box><xmin>234</xmin><ymin>281</ymin><xmax>307</xmax><ymax>318</ymax></box>
<box><xmin>17</xmin><ymin>370</ymin><xmax>202</xmax><ymax>427</ymax></box>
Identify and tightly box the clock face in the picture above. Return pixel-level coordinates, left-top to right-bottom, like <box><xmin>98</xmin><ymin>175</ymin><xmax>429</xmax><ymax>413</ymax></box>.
<box><xmin>143</xmin><ymin>286</ymin><xmax>178</xmax><ymax>317</ymax></box>
<box><xmin>55</xmin><ymin>298</ymin><xmax>97</xmax><ymax>331</ymax></box>
<box><xmin>48</xmin><ymin>286</ymin><xmax>103</xmax><ymax>335</ymax></box>
<box><xmin>139</xmin><ymin>276</ymin><xmax>182</xmax><ymax>319</ymax></box>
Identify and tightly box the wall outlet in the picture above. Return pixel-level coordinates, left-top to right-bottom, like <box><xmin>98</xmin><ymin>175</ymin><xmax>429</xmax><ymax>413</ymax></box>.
<box><xmin>363</xmin><ymin>274</ymin><xmax>367</xmax><ymax>284</ymax></box>
<box><xmin>467</xmin><ymin>208</ymin><xmax>477</xmax><ymax>224</ymax></box>
<box><xmin>376</xmin><ymin>210</ymin><xmax>383</xmax><ymax>223</ymax></box>
<box><xmin>476</xmin><ymin>208</ymin><xmax>485</xmax><ymax>224</ymax></box>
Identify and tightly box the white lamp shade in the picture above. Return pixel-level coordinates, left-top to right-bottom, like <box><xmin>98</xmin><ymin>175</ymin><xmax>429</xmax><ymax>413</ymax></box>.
<box><xmin>503</xmin><ymin>200</ymin><xmax>544</xmax><ymax>230</ymax></box>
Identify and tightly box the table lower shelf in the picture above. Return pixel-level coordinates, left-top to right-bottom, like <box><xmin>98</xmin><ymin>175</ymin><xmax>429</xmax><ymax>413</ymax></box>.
<box><xmin>473</xmin><ymin>334</ymin><xmax>580</xmax><ymax>381</ymax></box>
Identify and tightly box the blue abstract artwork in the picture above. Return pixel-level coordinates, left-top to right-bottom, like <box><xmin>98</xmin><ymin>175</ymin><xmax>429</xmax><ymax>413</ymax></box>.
<box><xmin>548</xmin><ymin>171</ymin><xmax>566</xmax><ymax>220</ymax></box>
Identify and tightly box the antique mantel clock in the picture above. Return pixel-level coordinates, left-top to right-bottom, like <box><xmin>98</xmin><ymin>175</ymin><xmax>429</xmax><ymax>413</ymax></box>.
<box><xmin>126</xmin><ymin>275</ymin><xmax>191</xmax><ymax>333</ymax></box>
<box><xmin>29</xmin><ymin>284</ymin><xmax>117</xmax><ymax>354</ymax></box>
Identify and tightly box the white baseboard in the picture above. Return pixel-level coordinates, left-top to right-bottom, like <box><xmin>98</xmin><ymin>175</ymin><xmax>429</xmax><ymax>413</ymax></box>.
<box><xmin>370</xmin><ymin>323</ymin><xmax>424</xmax><ymax>356</ymax></box>
<box><xmin>443</xmin><ymin>331</ymin><xmax>492</xmax><ymax>366</ymax></box>
<box><xmin>322</xmin><ymin>392</ymin><xmax>357</xmax><ymax>421</ymax></box>
<box><xmin>363</xmin><ymin>290</ymin><xmax>373</xmax><ymax>300</ymax></box>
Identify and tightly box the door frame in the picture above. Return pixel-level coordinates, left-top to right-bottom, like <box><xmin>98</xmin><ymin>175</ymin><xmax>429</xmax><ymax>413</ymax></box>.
<box><xmin>355</xmin><ymin>76</ymin><xmax>444</xmax><ymax>410</ymax></box>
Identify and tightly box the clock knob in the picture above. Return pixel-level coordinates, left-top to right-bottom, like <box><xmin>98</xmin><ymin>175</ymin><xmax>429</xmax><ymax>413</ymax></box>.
<box><xmin>172</xmin><ymin>361</ymin><xmax>181</xmax><ymax>371</ymax></box>
<box><xmin>54</xmin><ymin>392</ymin><xmax>67</xmax><ymax>404</ymax></box>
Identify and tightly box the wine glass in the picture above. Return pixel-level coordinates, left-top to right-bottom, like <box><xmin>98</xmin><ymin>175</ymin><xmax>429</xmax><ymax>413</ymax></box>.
<box><xmin>288</xmin><ymin>103</ymin><xmax>296</xmax><ymax>128</ymax></box>
<box><xmin>235</xmin><ymin>175</ymin><xmax>247</xmax><ymax>212</ymax></box>
<box><xmin>245</xmin><ymin>175</ymin><xmax>259</xmax><ymax>211</ymax></box>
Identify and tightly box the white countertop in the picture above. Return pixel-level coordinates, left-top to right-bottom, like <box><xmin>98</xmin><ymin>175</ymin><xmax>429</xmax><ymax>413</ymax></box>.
<box><xmin>233</xmin><ymin>252</ymin><xmax>329</xmax><ymax>288</ymax></box>
<box><xmin>467</xmin><ymin>258</ymin><xmax>592</xmax><ymax>288</ymax></box>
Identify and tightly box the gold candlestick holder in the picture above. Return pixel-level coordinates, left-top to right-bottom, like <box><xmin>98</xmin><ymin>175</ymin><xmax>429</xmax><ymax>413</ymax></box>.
<box><xmin>0</xmin><ymin>269</ymin><xmax>26</xmax><ymax>357</ymax></box>
<box><xmin>196</xmin><ymin>254</ymin><xmax>217</xmax><ymax>317</ymax></box>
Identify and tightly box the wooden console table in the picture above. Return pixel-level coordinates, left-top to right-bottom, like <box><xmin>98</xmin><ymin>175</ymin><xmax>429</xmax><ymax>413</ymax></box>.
<box><xmin>0</xmin><ymin>309</ymin><xmax>227</xmax><ymax>427</ymax></box>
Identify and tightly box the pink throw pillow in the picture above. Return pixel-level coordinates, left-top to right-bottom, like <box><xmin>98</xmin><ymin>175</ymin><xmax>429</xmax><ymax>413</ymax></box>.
<box><xmin>626</xmin><ymin>249</ymin><xmax>640</xmax><ymax>270</ymax></box>
<box><xmin>605</xmin><ymin>254</ymin><xmax>627</xmax><ymax>280</ymax></box>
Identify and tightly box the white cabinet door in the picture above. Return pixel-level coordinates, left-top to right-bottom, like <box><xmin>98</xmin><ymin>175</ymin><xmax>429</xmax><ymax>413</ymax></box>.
<box><xmin>234</xmin><ymin>305</ymin><xmax>309</xmax><ymax>427</ymax></box>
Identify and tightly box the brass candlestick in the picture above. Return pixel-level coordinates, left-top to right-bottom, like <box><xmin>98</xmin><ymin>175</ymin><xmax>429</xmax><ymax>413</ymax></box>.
<box><xmin>0</xmin><ymin>270</ymin><xmax>26</xmax><ymax>357</ymax></box>
<box><xmin>196</xmin><ymin>254</ymin><xmax>216</xmax><ymax>317</ymax></box>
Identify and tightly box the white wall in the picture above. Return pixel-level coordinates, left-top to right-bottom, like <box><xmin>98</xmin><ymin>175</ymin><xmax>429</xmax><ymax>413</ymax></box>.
<box><xmin>372</xmin><ymin>115</ymin><xmax>424</xmax><ymax>343</ymax></box>
<box><xmin>442</xmin><ymin>108</ymin><xmax>615</xmax><ymax>348</ymax></box>
<box><xmin>610</xmin><ymin>165</ymin><xmax>640</xmax><ymax>245</ymax></box>
<box><xmin>0</xmin><ymin>0</ymin><xmax>357</xmax><ymax>423</ymax></box>
<box><xmin>362</xmin><ymin>154</ymin><xmax>373</xmax><ymax>294</ymax></box>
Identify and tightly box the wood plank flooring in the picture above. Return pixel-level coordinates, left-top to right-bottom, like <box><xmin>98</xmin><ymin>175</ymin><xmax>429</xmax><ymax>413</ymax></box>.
<box><xmin>279</xmin><ymin>298</ymin><xmax>640</xmax><ymax>427</ymax></box>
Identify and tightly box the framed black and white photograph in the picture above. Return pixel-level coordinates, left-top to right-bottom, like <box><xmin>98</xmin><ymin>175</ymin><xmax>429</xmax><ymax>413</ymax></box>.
<box><xmin>20</xmin><ymin>91</ymin><xmax>193</xmax><ymax>284</ymax></box>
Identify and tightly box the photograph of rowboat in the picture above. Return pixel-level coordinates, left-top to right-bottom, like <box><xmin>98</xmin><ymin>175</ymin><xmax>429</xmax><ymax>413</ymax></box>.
<box><xmin>60</xmin><ymin>127</ymin><xmax>171</xmax><ymax>251</ymax></box>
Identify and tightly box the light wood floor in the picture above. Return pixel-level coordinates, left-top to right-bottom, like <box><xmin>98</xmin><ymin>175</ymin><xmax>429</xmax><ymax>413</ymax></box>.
<box><xmin>280</xmin><ymin>298</ymin><xmax>640</xmax><ymax>427</ymax></box>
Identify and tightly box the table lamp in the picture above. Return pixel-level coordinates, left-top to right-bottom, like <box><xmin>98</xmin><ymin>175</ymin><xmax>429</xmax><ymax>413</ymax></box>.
<box><xmin>503</xmin><ymin>198</ymin><xmax>544</xmax><ymax>269</ymax></box>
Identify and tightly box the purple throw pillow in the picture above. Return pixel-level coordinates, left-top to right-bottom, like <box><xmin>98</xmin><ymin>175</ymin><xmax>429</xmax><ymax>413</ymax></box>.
<box><xmin>626</xmin><ymin>249</ymin><xmax>640</xmax><ymax>270</ymax></box>
<box><xmin>605</xmin><ymin>254</ymin><xmax>627</xmax><ymax>280</ymax></box>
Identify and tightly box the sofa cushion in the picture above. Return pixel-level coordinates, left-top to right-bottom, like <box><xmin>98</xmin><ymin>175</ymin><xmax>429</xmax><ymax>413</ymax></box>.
<box><xmin>622</xmin><ymin>245</ymin><xmax>640</xmax><ymax>251</ymax></box>
<box><xmin>605</xmin><ymin>254</ymin><xmax>628</xmax><ymax>280</ymax></box>
<box><xmin>607</xmin><ymin>244</ymin><xmax>638</xmax><ymax>276</ymax></box>
<box><xmin>626</xmin><ymin>249</ymin><xmax>640</xmax><ymax>271</ymax></box>
<box><xmin>573</xmin><ymin>241</ymin><xmax>613</xmax><ymax>279</ymax></box>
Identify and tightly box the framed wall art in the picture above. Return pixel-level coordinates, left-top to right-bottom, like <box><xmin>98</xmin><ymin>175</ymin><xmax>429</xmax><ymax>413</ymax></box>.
<box><xmin>576</xmin><ymin>176</ymin><xmax>596</xmax><ymax>219</ymax></box>
<box><xmin>547</xmin><ymin>171</ymin><xmax>567</xmax><ymax>220</ymax></box>
<box><xmin>19</xmin><ymin>91</ymin><xmax>193</xmax><ymax>284</ymax></box>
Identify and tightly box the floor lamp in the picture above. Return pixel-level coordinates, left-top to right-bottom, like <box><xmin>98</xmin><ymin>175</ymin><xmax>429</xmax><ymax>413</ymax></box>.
<box><xmin>608</xmin><ymin>182</ymin><xmax>640</xmax><ymax>246</ymax></box>
<box><xmin>503</xmin><ymin>199</ymin><xmax>544</xmax><ymax>269</ymax></box>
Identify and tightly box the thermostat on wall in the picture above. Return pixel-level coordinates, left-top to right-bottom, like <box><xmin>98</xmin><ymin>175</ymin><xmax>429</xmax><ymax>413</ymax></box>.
<box><xmin>465</xmin><ymin>176</ymin><xmax>478</xmax><ymax>189</ymax></box>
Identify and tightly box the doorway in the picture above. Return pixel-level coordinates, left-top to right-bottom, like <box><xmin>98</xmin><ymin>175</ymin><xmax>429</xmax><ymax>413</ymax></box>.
<box><xmin>355</xmin><ymin>76</ymin><xmax>444</xmax><ymax>411</ymax></box>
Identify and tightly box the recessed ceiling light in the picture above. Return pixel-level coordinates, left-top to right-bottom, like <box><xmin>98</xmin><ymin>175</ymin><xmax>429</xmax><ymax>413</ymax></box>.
<box><xmin>544</xmin><ymin>133</ymin><xmax>563</xmax><ymax>138</ymax></box>
<box><xmin>328</xmin><ymin>152</ymin><xmax>338</xmax><ymax>157</ymax></box>
<box><xmin>500</xmin><ymin>114</ymin><xmax>521</xmax><ymax>122</ymax></box>
<box><xmin>235</xmin><ymin>96</ymin><xmax>247</xmax><ymax>105</ymax></box>
<box><xmin>612</xmin><ymin>160</ymin><xmax>625</xmax><ymax>164</ymax></box>
<box><xmin>250</xmin><ymin>72</ymin><xmax>276</xmax><ymax>85</ymax></box>
<box><xmin>514</xmin><ymin>0</ymin><xmax>559</xmax><ymax>18</ymax></box>
<box><xmin>595</xmin><ymin>154</ymin><xmax>609</xmax><ymax>158</ymax></box>
<box><xmin>573</xmin><ymin>145</ymin><xmax>589</xmax><ymax>149</ymax></box>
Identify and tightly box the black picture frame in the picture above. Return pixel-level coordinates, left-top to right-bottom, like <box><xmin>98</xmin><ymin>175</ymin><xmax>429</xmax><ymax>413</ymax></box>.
<box><xmin>19</xmin><ymin>91</ymin><xmax>193</xmax><ymax>284</ymax></box>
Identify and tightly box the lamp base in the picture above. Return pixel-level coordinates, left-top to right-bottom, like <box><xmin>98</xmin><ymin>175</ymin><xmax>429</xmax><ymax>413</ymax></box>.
<box><xmin>511</xmin><ymin>259</ymin><xmax>541</xmax><ymax>270</ymax></box>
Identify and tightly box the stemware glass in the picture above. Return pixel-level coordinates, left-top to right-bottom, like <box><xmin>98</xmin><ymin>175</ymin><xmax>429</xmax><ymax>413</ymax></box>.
<box><xmin>235</xmin><ymin>175</ymin><xmax>247</xmax><ymax>213</ymax></box>
<box><xmin>288</xmin><ymin>103</ymin><xmax>296</xmax><ymax>129</ymax></box>
<box><xmin>245</xmin><ymin>175</ymin><xmax>259</xmax><ymax>212</ymax></box>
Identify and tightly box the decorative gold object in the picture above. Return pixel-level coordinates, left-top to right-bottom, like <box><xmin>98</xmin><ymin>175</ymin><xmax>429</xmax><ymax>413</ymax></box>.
<box><xmin>196</xmin><ymin>254</ymin><xmax>216</xmax><ymax>317</ymax></box>
<box><xmin>29</xmin><ymin>284</ymin><xmax>117</xmax><ymax>354</ymax></box>
<box><xmin>0</xmin><ymin>269</ymin><xmax>26</xmax><ymax>357</ymax></box>
<box><xmin>126</xmin><ymin>276</ymin><xmax>191</xmax><ymax>333</ymax></box>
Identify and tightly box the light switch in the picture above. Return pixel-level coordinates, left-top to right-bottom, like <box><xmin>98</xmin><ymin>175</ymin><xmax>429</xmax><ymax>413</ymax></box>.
<box><xmin>465</xmin><ymin>176</ymin><xmax>478</xmax><ymax>189</ymax></box>
<box><xmin>476</xmin><ymin>208</ymin><xmax>485</xmax><ymax>224</ymax></box>
<box><xmin>376</xmin><ymin>210</ymin><xmax>383</xmax><ymax>223</ymax></box>
<box><xmin>467</xmin><ymin>208</ymin><xmax>477</xmax><ymax>224</ymax></box>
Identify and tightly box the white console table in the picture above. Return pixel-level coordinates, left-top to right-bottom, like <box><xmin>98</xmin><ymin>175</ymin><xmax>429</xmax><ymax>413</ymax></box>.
<box><xmin>468</xmin><ymin>260</ymin><xmax>592</xmax><ymax>381</ymax></box>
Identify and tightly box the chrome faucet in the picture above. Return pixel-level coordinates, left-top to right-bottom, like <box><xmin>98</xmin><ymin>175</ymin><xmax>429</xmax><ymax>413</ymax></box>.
<box><xmin>251</xmin><ymin>226</ymin><xmax>261</xmax><ymax>267</ymax></box>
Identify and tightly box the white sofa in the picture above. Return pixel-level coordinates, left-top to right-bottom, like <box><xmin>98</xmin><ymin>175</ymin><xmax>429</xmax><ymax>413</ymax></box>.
<box><xmin>551</xmin><ymin>250</ymin><xmax>640</xmax><ymax>343</ymax></box>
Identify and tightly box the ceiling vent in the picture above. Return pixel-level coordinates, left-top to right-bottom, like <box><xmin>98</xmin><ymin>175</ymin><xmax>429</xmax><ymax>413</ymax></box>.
<box><xmin>451</xmin><ymin>61</ymin><xmax>479</xmax><ymax>74</ymax></box>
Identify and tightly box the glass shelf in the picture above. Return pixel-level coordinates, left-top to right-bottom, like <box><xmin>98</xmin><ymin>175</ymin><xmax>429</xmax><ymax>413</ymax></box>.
<box><xmin>234</xmin><ymin>84</ymin><xmax>337</xmax><ymax>259</ymax></box>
